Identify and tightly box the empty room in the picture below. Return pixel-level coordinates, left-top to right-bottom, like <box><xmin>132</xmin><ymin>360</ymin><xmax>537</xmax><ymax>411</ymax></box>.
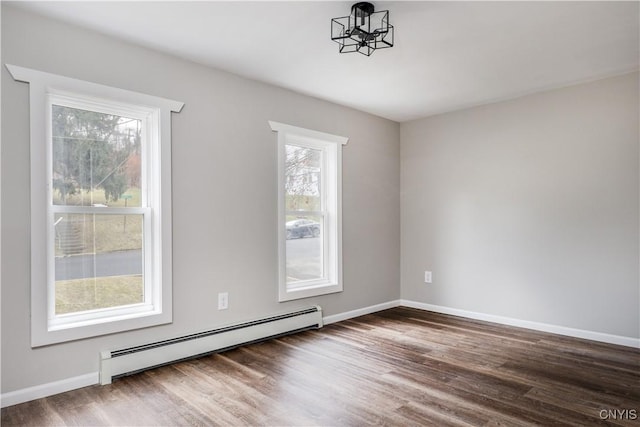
<box><xmin>1</xmin><ymin>1</ymin><xmax>638</xmax><ymax>425</ymax></box>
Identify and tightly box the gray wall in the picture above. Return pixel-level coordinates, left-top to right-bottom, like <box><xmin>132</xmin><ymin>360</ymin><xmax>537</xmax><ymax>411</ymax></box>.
<box><xmin>401</xmin><ymin>72</ymin><xmax>639</xmax><ymax>338</ymax></box>
<box><xmin>1</xmin><ymin>5</ymin><xmax>401</xmax><ymax>393</ymax></box>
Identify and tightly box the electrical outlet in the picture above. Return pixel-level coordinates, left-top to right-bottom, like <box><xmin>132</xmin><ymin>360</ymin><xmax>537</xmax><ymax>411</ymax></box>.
<box><xmin>218</xmin><ymin>292</ymin><xmax>229</xmax><ymax>310</ymax></box>
<box><xmin>424</xmin><ymin>271</ymin><xmax>432</xmax><ymax>284</ymax></box>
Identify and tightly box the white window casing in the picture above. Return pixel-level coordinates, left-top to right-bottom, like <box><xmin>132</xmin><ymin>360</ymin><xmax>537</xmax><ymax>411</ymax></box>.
<box><xmin>6</xmin><ymin>64</ymin><xmax>183</xmax><ymax>347</ymax></box>
<box><xmin>269</xmin><ymin>121</ymin><xmax>348</xmax><ymax>302</ymax></box>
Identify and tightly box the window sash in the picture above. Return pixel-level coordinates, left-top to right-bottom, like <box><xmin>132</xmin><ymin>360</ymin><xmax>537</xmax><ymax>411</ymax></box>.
<box><xmin>48</xmin><ymin>208</ymin><xmax>153</xmax><ymax>328</ymax></box>
<box><xmin>47</xmin><ymin>93</ymin><xmax>152</xmax><ymax>210</ymax></box>
<box><xmin>285</xmin><ymin>141</ymin><xmax>325</xmax><ymax>212</ymax></box>
<box><xmin>285</xmin><ymin>210</ymin><xmax>328</xmax><ymax>286</ymax></box>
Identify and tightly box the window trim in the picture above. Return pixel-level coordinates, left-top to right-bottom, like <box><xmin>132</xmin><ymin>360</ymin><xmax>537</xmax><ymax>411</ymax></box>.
<box><xmin>6</xmin><ymin>64</ymin><xmax>184</xmax><ymax>347</ymax></box>
<box><xmin>269</xmin><ymin>121</ymin><xmax>348</xmax><ymax>302</ymax></box>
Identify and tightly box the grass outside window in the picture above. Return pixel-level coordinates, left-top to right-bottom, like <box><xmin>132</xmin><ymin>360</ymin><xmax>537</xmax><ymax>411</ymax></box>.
<box><xmin>55</xmin><ymin>275</ymin><xmax>143</xmax><ymax>315</ymax></box>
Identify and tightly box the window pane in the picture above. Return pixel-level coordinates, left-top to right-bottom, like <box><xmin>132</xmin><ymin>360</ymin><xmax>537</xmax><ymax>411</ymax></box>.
<box><xmin>285</xmin><ymin>144</ymin><xmax>321</xmax><ymax>212</ymax></box>
<box><xmin>54</xmin><ymin>213</ymin><xmax>143</xmax><ymax>315</ymax></box>
<box><xmin>52</xmin><ymin>105</ymin><xmax>141</xmax><ymax>207</ymax></box>
<box><xmin>286</xmin><ymin>215</ymin><xmax>324</xmax><ymax>283</ymax></box>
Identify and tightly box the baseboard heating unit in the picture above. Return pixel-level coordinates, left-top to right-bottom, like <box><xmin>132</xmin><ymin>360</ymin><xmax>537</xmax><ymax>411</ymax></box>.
<box><xmin>99</xmin><ymin>305</ymin><xmax>323</xmax><ymax>385</ymax></box>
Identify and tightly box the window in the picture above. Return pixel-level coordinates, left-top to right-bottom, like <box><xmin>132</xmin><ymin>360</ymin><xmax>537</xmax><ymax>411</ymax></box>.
<box><xmin>7</xmin><ymin>65</ymin><xmax>183</xmax><ymax>346</ymax></box>
<box><xmin>269</xmin><ymin>121</ymin><xmax>348</xmax><ymax>301</ymax></box>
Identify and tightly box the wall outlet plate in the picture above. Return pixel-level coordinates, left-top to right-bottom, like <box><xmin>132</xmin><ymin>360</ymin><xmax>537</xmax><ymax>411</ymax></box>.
<box><xmin>218</xmin><ymin>292</ymin><xmax>229</xmax><ymax>310</ymax></box>
<box><xmin>424</xmin><ymin>271</ymin><xmax>432</xmax><ymax>283</ymax></box>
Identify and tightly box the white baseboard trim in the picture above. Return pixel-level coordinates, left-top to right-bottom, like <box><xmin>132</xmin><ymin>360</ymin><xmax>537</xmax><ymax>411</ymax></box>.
<box><xmin>1</xmin><ymin>372</ymin><xmax>98</xmax><ymax>408</ymax></box>
<box><xmin>400</xmin><ymin>299</ymin><xmax>640</xmax><ymax>348</ymax></box>
<box><xmin>323</xmin><ymin>300</ymin><xmax>401</xmax><ymax>325</ymax></box>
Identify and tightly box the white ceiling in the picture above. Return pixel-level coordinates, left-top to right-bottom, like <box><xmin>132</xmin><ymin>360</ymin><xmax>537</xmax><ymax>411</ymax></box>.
<box><xmin>11</xmin><ymin>1</ymin><xmax>640</xmax><ymax>122</ymax></box>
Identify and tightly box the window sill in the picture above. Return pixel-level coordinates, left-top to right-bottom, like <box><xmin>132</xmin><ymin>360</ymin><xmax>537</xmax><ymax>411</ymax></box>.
<box><xmin>279</xmin><ymin>282</ymin><xmax>343</xmax><ymax>302</ymax></box>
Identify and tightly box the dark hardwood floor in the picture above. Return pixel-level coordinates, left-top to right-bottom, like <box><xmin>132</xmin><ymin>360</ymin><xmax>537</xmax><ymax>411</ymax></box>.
<box><xmin>3</xmin><ymin>307</ymin><xmax>639</xmax><ymax>426</ymax></box>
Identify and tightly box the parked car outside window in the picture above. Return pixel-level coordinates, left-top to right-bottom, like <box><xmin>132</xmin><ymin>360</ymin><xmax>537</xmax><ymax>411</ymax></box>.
<box><xmin>286</xmin><ymin>219</ymin><xmax>320</xmax><ymax>239</ymax></box>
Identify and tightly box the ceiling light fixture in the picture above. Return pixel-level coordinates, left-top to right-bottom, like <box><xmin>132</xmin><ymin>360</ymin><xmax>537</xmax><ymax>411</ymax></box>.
<box><xmin>331</xmin><ymin>2</ymin><xmax>394</xmax><ymax>56</ymax></box>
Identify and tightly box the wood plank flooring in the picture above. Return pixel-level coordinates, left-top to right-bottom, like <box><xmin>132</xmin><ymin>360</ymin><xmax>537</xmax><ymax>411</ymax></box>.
<box><xmin>2</xmin><ymin>307</ymin><xmax>639</xmax><ymax>426</ymax></box>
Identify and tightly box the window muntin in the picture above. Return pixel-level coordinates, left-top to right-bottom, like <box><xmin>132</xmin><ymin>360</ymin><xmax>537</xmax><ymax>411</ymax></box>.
<box><xmin>7</xmin><ymin>64</ymin><xmax>183</xmax><ymax>346</ymax></box>
<box><xmin>270</xmin><ymin>121</ymin><xmax>347</xmax><ymax>302</ymax></box>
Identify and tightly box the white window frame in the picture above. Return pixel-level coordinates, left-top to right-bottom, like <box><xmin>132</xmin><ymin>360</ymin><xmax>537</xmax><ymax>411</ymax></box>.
<box><xmin>269</xmin><ymin>121</ymin><xmax>348</xmax><ymax>302</ymax></box>
<box><xmin>6</xmin><ymin>65</ymin><xmax>184</xmax><ymax>347</ymax></box>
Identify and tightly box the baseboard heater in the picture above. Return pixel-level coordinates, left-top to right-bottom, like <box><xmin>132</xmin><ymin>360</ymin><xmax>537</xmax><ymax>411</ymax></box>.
<box><xmin>99</xmin><ymin>305</ymin><xmax>323</xmax><ymax>385</ymax></box>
